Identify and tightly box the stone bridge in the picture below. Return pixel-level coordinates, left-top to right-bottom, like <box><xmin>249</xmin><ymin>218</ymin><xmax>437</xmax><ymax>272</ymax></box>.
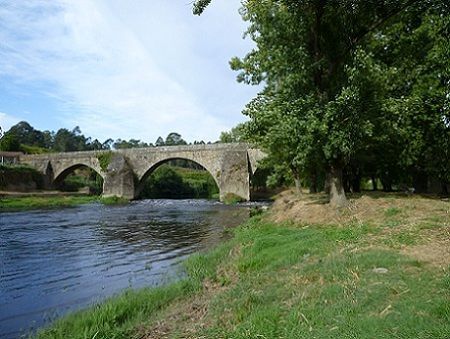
<box><xmin>19</xmin><ymin>143</ymin><xmax>266</xmax><ymax>202</ymax></box>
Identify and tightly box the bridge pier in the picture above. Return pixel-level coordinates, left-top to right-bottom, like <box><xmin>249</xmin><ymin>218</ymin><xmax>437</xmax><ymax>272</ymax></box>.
<box><xmin>102</xmin><ymin>154</ymin><xmax>135</xmax><ymax>200</ymax></box>
<box><xmin>218</xmin><ymin>149</ymin><xmax>251</xmax><ymax>202</ymax></box>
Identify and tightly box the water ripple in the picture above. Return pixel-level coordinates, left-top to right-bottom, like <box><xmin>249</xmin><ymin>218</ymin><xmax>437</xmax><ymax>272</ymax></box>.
<box><xmin>0</xmin><ymin>199</ymin><xmax>251</xmax><ymax>339</ymax></box>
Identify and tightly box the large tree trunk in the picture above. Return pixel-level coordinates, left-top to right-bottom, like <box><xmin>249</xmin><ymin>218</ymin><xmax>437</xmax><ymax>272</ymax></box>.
<box><xmin>351</xmin><ymin>167</ymin><xmax>361</xmax><ymax>193</ymax></box>
<box><xmin>441</xmin><ymin>182</ymin><xmax>449</xmax><ymax>196</ymax></box>
<box><xmin>291</xmin><ymin>168</ymin><xmax>302</xmax><ymax>195</ymax></box>
<box><xmin>381</xmin><ymin>175</ymin><xmax>393</xmax><ymax>192</ymax></box>
<box><xmin>309</xmin><ymin>171</ymin><xmax>318</xmax><ymax>193</ymax></box>
<box><xmin>294</xmin><ymin>177</ymin><xmax>302</xmax><ymax>195</ymax></box>
<box><xmin>412</xmin><ymin>170</ymin><xmax>428</xmax><ymax>194</ymax></box>
<box><xmin>328</xmin><ymin>164</ymin><xmax>348</xmax><ymax>208</ymax></box>
<box><xmin>371</xmin><ymin>175</ymin><xmax>378</xmax><ymax>191</ymax></box>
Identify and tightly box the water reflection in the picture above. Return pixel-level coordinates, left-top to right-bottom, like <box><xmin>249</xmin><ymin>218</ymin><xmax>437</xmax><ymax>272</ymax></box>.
<box><xmin>0</xmin><ymin>199</ymin><xmax>250</xmax><ymax>339</ymax></box>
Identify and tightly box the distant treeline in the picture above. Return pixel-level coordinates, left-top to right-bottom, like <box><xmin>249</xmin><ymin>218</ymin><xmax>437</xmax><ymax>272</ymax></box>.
<box><xmin>0</xmin><ymin>121</ymin><xmax>215</xmax><ymax>154</ymax></box>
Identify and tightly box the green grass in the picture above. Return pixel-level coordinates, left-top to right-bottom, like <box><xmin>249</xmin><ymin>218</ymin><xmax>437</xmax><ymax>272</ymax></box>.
<box><xmin>222</xmin><ymin>192</ymin><xmax>245</xmax><ymax>205</ymax></box>
<box><xmin>0</xmin><ymin>195</ymin><xmax>132</xmax><ymax>211</ymax></box>
<box><xmin>384</xmin><ymin>207</ymin><xmax>401</xmax><ymax>217</ymax></box>
<box><xmin>100</xmin><ymin>196</ymin><xmax>130</xmax><ymax>205</ymax></box>
<box><xmin>36</xmin><ymin>215</ymin><xmax>449</xmax><ymax>339</ymax></box>
<box><xmin>0</xmin><ymin>195</ymin><xmax>99</xmax><ymax>211</ymax></box>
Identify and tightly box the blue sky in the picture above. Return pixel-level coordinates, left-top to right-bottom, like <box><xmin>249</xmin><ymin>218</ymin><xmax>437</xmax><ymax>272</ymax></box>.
<box><xmin>0</xmin><ymin>0</ymin><xmax>259</xmax><ymax>143</ymax></box>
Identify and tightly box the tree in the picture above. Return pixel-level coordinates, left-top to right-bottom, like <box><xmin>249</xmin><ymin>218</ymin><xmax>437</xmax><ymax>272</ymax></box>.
<box><xmin>102</xmin><ymin>138</ymin><xmax>114</xmax><ymax>150</ymax></box>
<box><xmin>193</xmin><ymin>0</ymin><xmax>212</xmax><ymax>15</ymax></box>
<box><xmin>113</xmin><ymin>138</ymin><xmax>149</xmax><ymax>149</ymax></box>
<box><xmin>155</xmin><ymin>137</ymin><xmax>164</xmax><ymax>146</ymax></box>
<box><xmin>165</xmin><ymin>132</ymin><xmax>187</xmax><ymax>146</ymax></box>
<box><xmin>197</xmin><ymin>0</ymin><xmax>448</xmax><ymax>205</ymax></box>
<box><xmin>5</xmin><ymin>121</ymin><xmax>46</xmax><ymax>147</ymax></box>
<box><xmin>219</xmin><ymin>123</ymin><xmax>247</xmax><ymax>143</ymax></box>
<box><xmin>53</xmin><ymin>128</ymin><xmax>78</xmax><ymax>152</ymax></box>
<box><xmin>0</xmin><ymin>133</ymin><xmax>21</xmax><ymax>152</ymax></box>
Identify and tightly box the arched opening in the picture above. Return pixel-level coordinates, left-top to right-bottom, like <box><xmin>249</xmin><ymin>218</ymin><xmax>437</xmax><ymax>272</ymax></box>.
<box><xmin>250</xmin><ymin>166</ymin><xmax>271</xmax><ymax>200</ymax></box>
<box><xmin>136</xmin><ymin>158</ymin><xmax>219</xmax><ymax>200</ymax></box>
<box><xmin>54</xmin><ymin>164</ymin><xmax>104</xmax><ymax>195</ymax></box>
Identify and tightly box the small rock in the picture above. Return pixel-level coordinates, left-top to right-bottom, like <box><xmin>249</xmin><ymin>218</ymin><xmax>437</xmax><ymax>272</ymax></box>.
<box><xmin>372</xmin><ymin>267</ymin><xmax>389</xmax><ymax>274</ymax></box>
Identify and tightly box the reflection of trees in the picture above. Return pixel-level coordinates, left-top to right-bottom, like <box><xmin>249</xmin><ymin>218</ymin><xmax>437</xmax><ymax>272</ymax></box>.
<box><xmin>94</xmin><ymin>203</ymin><xmax>250</xmax><ymax>255</ymax></box>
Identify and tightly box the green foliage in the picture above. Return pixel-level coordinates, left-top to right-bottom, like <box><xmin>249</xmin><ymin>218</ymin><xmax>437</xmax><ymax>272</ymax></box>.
<box><xmin>0</xmin><ymin>196</ymin><xmax>98</xmax><ymax>211</ymax></box>
<box><xmin>193</xmin><ymin>0</ymin><xmax>212</xmax><ymax>15</ymax></box>
<box><xmin>3</xmin><ymin>121</ymin><xmax>47</xmax><ymax>148</ymax></box>
<box><xmin>385</xmin><ymin>207</ymin><xmax>401</xmax><ymax>217</ymax></box>
<box><xmin>222</xmin><ymin>193</ymin><xmax>245</xmax><ymax>205</ymax></box>
<box><xmin>97</xmin><ymin>152</ymin><xmax>113</xmax><ymax>171</ymax></box>
<box><xmin>221</xmin><ymin>0</ymin><xmax>450</xmax><ymax>199</ymax></box>
<box><xmin>100</xmin><ymin>196</ymin><xmax>130</xmax><ymax>205</ymax></box>
<box><xmin>0</xmin><ymin>164</ymin><xmax>44</xmax><ymax>189</ymax></box>
<box><xmin>113</xmin><ymin>138</ymin><xmax>151</xmax><ymax>149</ymax></box>
<box><xmin>59</xmin><ymin>175</ymin><xmax>86</xmax><ymax>192</ymax></box>
<box><xmin>139</xmin><ymin>165</ymin><xmax>218</xmax><ymax>199</ymax></box>
<box><xmin>155</xmin><ymin>136</ymin><xmax>165</xmax><ymax>146</ymax></box>
<box><xmin>19</xmin><ymin>144</ymin><xmax>49</xmax><ymax>154</ymax></box>
<box><xmin>1</xmin><ymin>122</ymin><xmax>116</xmax><ymax>153</ymax></box>
<box><xmin>165</xmin><ymin>132</ymin><xmax>187</xmax><ymax>146</ymax></box>
<box><xmin>0</xmin><ymin>133</ymin><xmax>21</xmax><ymax>151</ymax></box>
<box><xmin>59</xmin><ymin>172</ymin><xmax>103</xmax><ymax>195</ymax></box>
<box><xmin>219</xmin><ymin>123</ymin><xmax>248</xmax><ymax>143</ymax></box>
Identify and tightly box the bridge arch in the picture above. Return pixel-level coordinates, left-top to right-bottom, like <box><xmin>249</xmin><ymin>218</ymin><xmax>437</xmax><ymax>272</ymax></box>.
<box><xmin>52</xmin><ymin>162</ymin><xmax>106</xmax><ymax>195</ymax></box>
<box><xmin>53</xmin><ymin>162</ymin><xmax>105</xmax><ymax>184</ymax></box>
<box><xmin>53</xmin><ymin>163</ymin><xmax>104</xmax><ymax>183</ymax></box>
<box><xmin>51</xmin><ymin>157</ymin><xmax>105</xmax><ymax>183</ymax></box>
<box><xmin>135</xmin><ymin>157</ymin><xmax>220</xmax><ymax>198</ymax></box>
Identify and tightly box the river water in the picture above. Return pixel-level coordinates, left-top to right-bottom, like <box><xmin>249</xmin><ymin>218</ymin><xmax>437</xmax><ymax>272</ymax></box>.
<box><xmin>0</xmin><ymin>199</ymin><xmax>253</xmax><ymax>338</ymax></box>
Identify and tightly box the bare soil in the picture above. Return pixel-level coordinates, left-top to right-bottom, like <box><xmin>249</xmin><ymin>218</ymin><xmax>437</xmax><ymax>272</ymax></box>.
<box><xmin>270</xmin><ymin>189</ymin><xmax>450</xmax><ymax>268</ymax></box>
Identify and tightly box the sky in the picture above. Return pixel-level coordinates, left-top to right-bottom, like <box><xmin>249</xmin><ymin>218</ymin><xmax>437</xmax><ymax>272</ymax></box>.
<box><xmin>0</xmin><ymin>0</ymin><xmax>260</xmax><ymax>144</ymax></box>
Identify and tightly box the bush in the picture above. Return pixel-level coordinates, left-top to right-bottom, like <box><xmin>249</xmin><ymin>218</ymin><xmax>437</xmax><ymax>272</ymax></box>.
<box><xmin>0</xmin><ymin>164</ymin><xmax>44</xmax><ymax>189</ymax></box>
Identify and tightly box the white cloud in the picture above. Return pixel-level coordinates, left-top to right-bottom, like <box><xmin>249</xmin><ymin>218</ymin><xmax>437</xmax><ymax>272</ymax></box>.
<box><xmin>0</xmin><ymin>112</ymin><xmax>21</xmax><ymax>133</ymax></box>
<box><xmin>0</xmin><ymin>0</ymin><xmax>258</xmax><ymax>143</ymax></box>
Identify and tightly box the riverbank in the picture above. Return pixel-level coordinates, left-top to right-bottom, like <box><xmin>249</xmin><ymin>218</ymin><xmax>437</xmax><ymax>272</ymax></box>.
<box><xmin>36</xmin><ymin>191</ymin><xmax>449</xmax><ymax>338</ymax></box>
<box><xmin>0</xmin><ymin>194</ymin><xmax>132</xmax><ymax>211</ymax></box>
<box><xmin>0</xmin><ymin>195</ymin><xmax>99</xmax><ymax>211</ymax></box>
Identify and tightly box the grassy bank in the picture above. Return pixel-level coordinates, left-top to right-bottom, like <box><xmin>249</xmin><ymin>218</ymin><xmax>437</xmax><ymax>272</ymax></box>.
<box><xmin>0</xmin><ymin>195</ymin><xmax>100</xmax><ymax>211</ymax></box>
<box><xmin>0</xmin><ymin>193</ymin><xmax>136</xmax><ymax>211</ymax></box>
<box><xmin>35</xmin><ymin>192</ymin><xmax>449</xmax><ymax>338</ymax></box>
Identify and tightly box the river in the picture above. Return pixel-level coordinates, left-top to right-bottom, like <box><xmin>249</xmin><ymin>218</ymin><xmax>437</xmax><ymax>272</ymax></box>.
<box><xmin>0</xmin><ymin>199</ymin><xmax>254</xmax><ymax>338</ymax></box>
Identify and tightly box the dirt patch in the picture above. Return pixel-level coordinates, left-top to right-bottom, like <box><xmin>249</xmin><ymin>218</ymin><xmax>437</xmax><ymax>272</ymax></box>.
<box><xmin>269</xmin><ymin>189</ymin><xmax>449</xmax><ymax>227</ymax></box>
<box><xmin>401</xmin><ymin>228</ymin><xmax>450</xmax><ymax>269</ymax></box>
<box><xmin>270</xmin><ymin>190</ymin><xmax>449</xmax><ymax>269</ymax></box>
<box><xmin>140</xmin><ymin>297</ymin><xmax>209</xmax><ymax>339</ymax></box>
<box><xmin>138</xmin><ymin>280</ymin><xmax>225</xmax><ymax>339</ymax></box>
<box><xmin>138</xmin><ymin>246</ymin><xmax>243</xmax><ymax>339</ymax></box>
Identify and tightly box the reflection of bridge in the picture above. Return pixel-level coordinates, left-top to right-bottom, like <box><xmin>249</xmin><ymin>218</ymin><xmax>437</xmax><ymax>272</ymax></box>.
<box><xmin>19</xmin><ymin>143</ymin><xmax>266</xmax><ymax>202</ymax></box>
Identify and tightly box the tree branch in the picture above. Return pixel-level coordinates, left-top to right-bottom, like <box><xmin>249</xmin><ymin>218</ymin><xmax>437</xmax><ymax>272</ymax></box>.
<box><xmin>193</xmin><ymin>0</ymin><xmax>212</xmax><ymax>15</ymax></box>
<box><xmin>351</xmin><ymin>0</ymin><xmax>422</xmax><ymax>48</ymax></box>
